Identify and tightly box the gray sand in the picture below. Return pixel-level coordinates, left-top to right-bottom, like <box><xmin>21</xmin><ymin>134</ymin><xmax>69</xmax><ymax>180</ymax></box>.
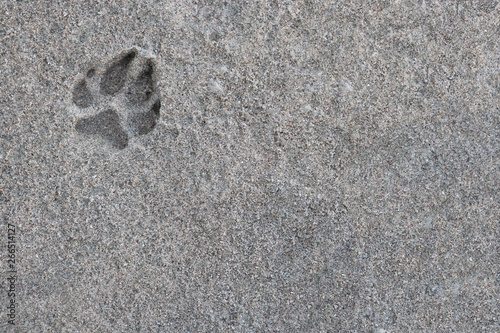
<box><xmin>1</xmin><ymin>1</ymin><xmax>498</xmax><ymax>332</ymax></box>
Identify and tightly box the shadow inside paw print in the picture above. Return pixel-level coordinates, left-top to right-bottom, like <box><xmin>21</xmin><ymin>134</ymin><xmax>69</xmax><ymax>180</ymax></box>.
<box><xmin>126</xmin><ymin>59</ymin><xmax>155</xmax><ymax>104</ymax></box>
<box><xmin>100</xmin><ymin>50</ymin><xmax>136</xmax><ymax>96</ymax></box>
<box><xmin>75</xmin><ymin>109</ymin><xmax>128</xmax><ymax>149</ymax></box>
<box><xmin>73</xmin><ymin>77</ymin><xmax>93</xmax><ymax>108</ymax></box>
<box><xmin>129</xmin><ymin>100</ymin><xmax>161</xmax><ymax>136</ymax></box>
<box><xmin>71</xmin><ymin>47</ymin><xmax>161</xmax><ymax>150</ymax></box>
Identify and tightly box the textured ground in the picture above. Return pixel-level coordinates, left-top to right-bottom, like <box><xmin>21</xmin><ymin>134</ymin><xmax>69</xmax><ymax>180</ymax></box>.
<box><xmin>0</xmin><ymin>0</ymin><xmax>499</xmax><ymax>332</ymax></box>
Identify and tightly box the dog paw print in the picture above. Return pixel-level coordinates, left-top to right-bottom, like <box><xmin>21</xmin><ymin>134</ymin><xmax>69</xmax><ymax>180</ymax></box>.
<box><xmin>70</xmin><ymin>48</ymin><xmax>161</xmax><ymax>149</ymax></box>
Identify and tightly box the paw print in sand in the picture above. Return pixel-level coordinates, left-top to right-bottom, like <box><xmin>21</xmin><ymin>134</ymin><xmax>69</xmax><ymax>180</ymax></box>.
<box><xmin>70</xmin><ymin>48</ymin><xmax>161</xmax><ymax>149</ymax></box>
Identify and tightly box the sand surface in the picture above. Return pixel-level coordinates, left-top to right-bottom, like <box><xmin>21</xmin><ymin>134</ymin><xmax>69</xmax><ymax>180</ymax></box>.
<box><xmin>1</xmin><ymin>1</ymin><xmax>498</xmax><ymax>332</ymax></box>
